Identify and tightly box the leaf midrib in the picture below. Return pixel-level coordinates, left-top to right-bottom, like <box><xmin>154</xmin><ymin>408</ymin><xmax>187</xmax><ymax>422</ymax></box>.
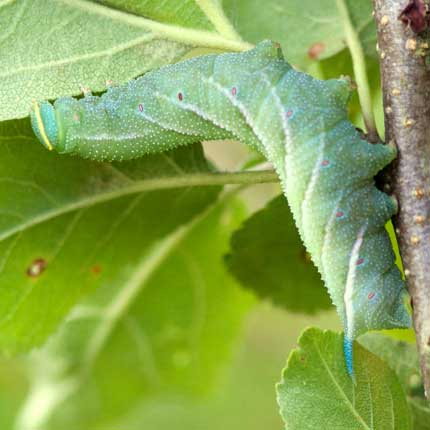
<box><xmin>82</xmin><ymin>219</ymin><xmax>195</xmax><ymax>371</ymax></box>
<box><xmin>312</xmin><ymin>337</ymin><xmax>372</xmax><ymax>430</ymax></box>
<box><xmin>57</xmin><ymin>0</ymin><xmax>251</xmax><ymax>51</ymax></box>
<box><xmin>0</xmin><ymin>0</ymin><xmax>251</xmax><ymax>81</ymax></box>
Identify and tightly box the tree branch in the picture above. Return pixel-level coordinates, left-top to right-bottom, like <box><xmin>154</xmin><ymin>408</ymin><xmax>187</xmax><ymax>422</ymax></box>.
<box><xmin>374</xmin><ymin>0</ymin><xmax>430</xmax><ymax>397</ymax></box>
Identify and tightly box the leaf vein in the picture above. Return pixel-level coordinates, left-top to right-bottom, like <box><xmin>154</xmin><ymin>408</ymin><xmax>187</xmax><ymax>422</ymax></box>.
<box><xmin>312</xmin><ymin>337</ymin><xmax>371</xmax><ymax>429</ymax></box>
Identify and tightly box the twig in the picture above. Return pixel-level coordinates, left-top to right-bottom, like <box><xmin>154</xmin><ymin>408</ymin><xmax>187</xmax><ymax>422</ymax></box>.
<box><xmin>195</xmin><ymin>0</ymin><xmax>245</xmax><ymax>42</ymax></box>
<box><xmin>373</xmin><ymin>0</ymin><xmax>430</xmax><ymax>397</ymax></box>
<box><xmin>337</xmin><ymin>0</ymin><xmax>380</xmax><ymax>142</ymax></box>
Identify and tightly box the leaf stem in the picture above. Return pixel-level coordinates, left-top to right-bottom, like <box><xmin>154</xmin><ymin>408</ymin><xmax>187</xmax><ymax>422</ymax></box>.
<box><xmin>59</xmin><ymin>0</ymin><xmax>253</xmax><ymax>52</ymax></box>
<box><xmin>194</xmin><ymin>0</ymin><xmax>244</xmax><ymax>42</ymax></box>
<box><xmin>336</xmin><ymin>0</ymin><xmax>379</xmax><ymax>142</ymax></box>
<box><xmin>0</xmin><ymin>169</ymin><xmax>278</xmax><ymax>243</ymax></box>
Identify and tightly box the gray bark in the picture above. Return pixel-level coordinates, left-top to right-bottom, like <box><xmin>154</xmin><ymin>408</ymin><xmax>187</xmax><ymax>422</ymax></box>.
<box><xmin>373</xmin><ymin>0</ymin><xmax>430</xmax><ymax>397</ymax></box>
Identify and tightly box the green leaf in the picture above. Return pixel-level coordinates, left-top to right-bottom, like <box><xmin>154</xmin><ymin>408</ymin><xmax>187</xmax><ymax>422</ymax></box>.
<box><xmin>15</xmin><ymin>200</ymin><xmax>253</xmax><ymax>430</ymax></box>
<box><xmin>0</xmin><ymin>357</ymin><xmax>28</xmax><ymax>430</ymax></box>
<box><xmin>359</xmin><ymin>332</ymin><xmax>430</xmax><ymax>429</ymax></box>
<box><xmin>226</xmin><ymin>196</ymin><xmax>332</xmax><ymax>313</ymax></box>
<box><xmin>277</xmin><ymin>328</ymin><xmax>412</xmax><ymax>429</ymax></box>
<box><xmin>95</xmin><ymin>0</ymin><xmax>212</xmax><ymax>29</ymax></box>
<box><xmin>223</xmin><ymin>0</ymin><xmax>376</xmax><ymax>69</ymax></box>
<box><xmin>409</xmin><ymin>398</ymin><xmax>430</xmax><ymax>430</ymax></box>
<box><xmin>0</xmin><ymin>119</ymin><xmax>220</xmax><ymax>354</ymax></box>
<box><xmin>360</xmin><ymin>332</ymin><xmax>423</xmax><ymax>394</ymax></box>
<box><xmin>0</xmin><ymin>0</ymin><xmax>249</xmax><ymax>121</ymax></box>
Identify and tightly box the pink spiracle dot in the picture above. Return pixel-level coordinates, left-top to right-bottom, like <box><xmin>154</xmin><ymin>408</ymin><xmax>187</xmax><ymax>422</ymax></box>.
<box><xmin>368</xmin><ymin>292</ymin><xmax>376</xmax><ymax>300</ymax></box>
<box><xmin>138</xmin><ymin>104</ymin><xmax>143</xmax><ymax>112</ymax></box>
<box><xmin>178</xmin><ymin>92</ymin><xmax>183</xmax><ymax>101</ymax></box>
<box><xmin>286</xmin><ymin>110</ymin><xmax>293</xmax><ymax>118</ymax></box>
<box><xmin>335</xmin><ymin>211</ymin><xmax>344</xmax><ymax>218</ymax></box>
<box><xmin>231</xmin><ymin>87</ymin><xmax>237</xmax><ymax>96</ymax></box>
<box><xmin>321</xmin><ymin>160</ymin><xmax>330</xmax><ymax>166</ymax></box>
<box><xmin>356</xmin><ymin>258</ymin><xmax>365</xmax><ymax>266</ymax></box>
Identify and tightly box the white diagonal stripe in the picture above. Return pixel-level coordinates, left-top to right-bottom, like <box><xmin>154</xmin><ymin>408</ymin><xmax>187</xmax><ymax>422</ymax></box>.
<box><xmin>344</xmin><ymin>224</ymin><xmax>367</xmax><ymax>340</ymax></box>
<box><xmin>300</xmin><ymin>118</ymin><xmax>326</xmax><ymax>230</ymax></box>
<box><xmin>320</xmin><ymin>192</ymin><xmax>345</xmax><ymax>279</ymax></box>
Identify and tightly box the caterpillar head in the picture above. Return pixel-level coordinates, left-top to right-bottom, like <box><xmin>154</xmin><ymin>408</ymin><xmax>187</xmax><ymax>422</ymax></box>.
<box><xmin>30</xmin><ymin>101</ymin><xmax>59</xmax><ymax>151</ymax></box>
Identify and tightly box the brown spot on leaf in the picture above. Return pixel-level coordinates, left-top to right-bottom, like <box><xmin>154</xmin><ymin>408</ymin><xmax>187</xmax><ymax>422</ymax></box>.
<box><xmin>399</xmin><ymin>0</ymin><xmax>428</xmax><ymax>33</ymax></box>
<box><xmin>26</xmin><ymin>258</ymin><xmax>47</xmax><ymax>278</ymax></box>
<box><xmin>91</xmin><ymin>265</ymin><xmax>102</xmax><ymax>275</ymax></box>
<box><xmin>308</xmin><ymin>42</ymin><xmax>326</xmax><ymax>60</ymax></box>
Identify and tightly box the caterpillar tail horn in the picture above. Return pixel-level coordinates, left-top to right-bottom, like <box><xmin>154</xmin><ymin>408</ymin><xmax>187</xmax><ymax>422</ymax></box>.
<box><xmin>343</xmin><ymin>334</ymin><xmax>355</xmax><ymax>381</ymax></box>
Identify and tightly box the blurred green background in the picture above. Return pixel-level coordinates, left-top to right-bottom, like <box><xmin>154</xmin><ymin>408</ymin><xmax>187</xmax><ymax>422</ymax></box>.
<box><xmin>0</xmin><ymin>302</ymin><xmax>340</xmax><ymax>430</ymax></box>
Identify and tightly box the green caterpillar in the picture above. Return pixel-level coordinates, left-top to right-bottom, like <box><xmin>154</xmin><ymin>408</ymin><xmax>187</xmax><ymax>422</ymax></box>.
<box><xmin>30</xmin><ymin>41</ymin><xmax>411</xmax><ymax>375</ymax></box>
